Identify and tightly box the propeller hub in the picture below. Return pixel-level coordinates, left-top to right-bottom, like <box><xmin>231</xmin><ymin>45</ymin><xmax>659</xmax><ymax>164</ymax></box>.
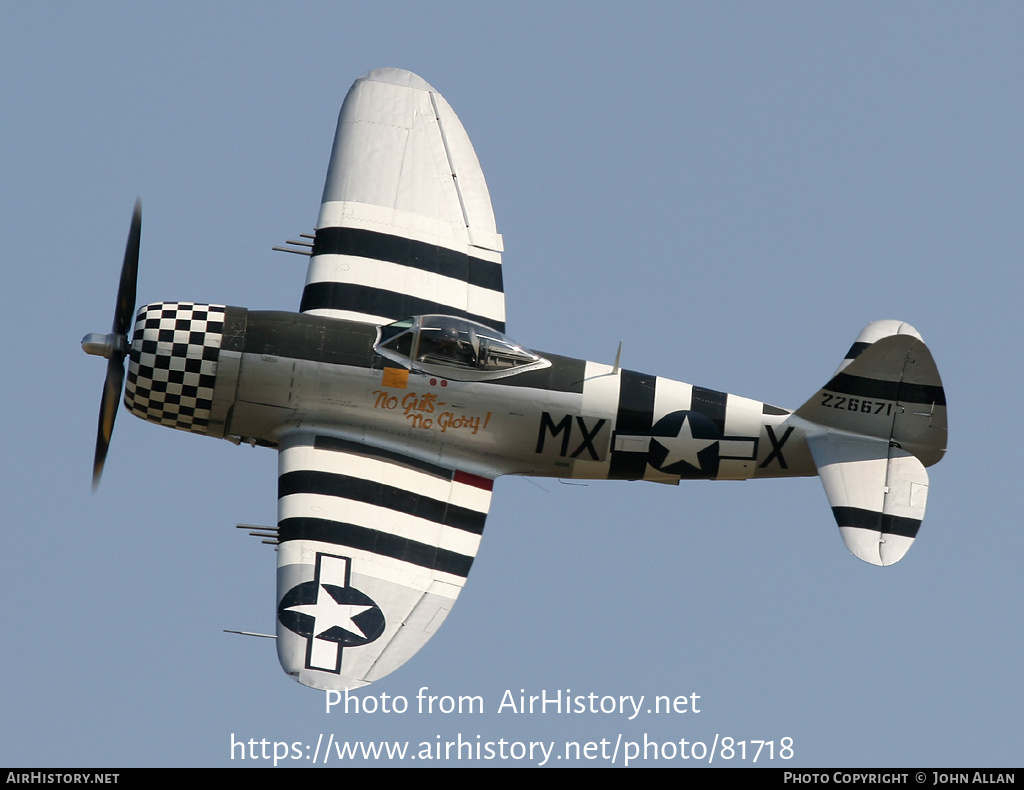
<box><xmin>82</xmin><ymin>332</ymin><xmax>128</xmax><ymax>360</ymax></box>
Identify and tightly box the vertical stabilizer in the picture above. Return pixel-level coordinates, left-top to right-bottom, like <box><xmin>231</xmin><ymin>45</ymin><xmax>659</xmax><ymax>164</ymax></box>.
<box><xmin>796</xmin><ymin>320</ymin><xmax>946</xmax><ymax>467</ymax></box>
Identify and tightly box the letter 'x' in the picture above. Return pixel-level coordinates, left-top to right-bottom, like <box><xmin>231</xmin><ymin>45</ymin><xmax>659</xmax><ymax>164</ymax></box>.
<box><xmin>760</xmin><ymin>425</ymin><xmax>794</xmax><ymax>469</ymax></box>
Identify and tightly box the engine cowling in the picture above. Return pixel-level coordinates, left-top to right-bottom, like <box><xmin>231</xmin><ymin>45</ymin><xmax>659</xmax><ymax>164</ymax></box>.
<box><xmin>124</xmin><ymin>302</ymin><xmax>237</xmax><ymax>437</ymax></box>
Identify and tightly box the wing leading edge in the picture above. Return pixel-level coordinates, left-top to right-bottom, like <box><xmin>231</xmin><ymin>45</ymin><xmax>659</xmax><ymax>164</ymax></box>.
<box><xmin>301</xmin><ymin>67</ymin><xmax>505</xmax><ymax>331</ymax></box>
<box><xmin>275</xmin><ymin>431</ymin><xmax>493</xmax><ymax>690</ymax></box>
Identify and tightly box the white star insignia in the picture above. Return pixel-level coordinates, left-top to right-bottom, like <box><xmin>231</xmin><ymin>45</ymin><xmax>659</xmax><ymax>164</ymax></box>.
<box><xmin>654</xmin><ymin>414</ymin><xmax>717</xmax><ymax>470</ymax></box>
<box><xmin>286</xmin><ymin>584</ymin><xmax>373</xmax><ymax>639</ymax></box>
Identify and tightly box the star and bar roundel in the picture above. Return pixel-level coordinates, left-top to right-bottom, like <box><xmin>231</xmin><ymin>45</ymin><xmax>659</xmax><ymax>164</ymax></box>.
<box><xmin>647</xmin><ymin>410</ymin><xmax>724</xmax><ymax>476</ymax></box>
<box><xmin>277</xmin><ymin>553</ymin><xmax>385</xmax><ymax>674</ymax></box>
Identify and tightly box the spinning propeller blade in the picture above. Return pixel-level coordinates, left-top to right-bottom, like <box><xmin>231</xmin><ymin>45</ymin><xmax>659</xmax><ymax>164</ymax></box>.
<box><xmin>83</xmin><ymin>201</ymin><xmax>141</xmax><ymax>489</ymax></box>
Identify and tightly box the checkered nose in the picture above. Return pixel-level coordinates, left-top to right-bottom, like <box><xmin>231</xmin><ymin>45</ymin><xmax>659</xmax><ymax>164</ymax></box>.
<box><xmin>124</xmin><ymin>302</ymin><xmax>227</xmax><ymax>435</ymax></box>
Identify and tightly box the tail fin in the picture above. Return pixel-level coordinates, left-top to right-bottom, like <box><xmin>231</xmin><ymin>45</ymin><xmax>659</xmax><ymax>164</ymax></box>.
<box><xmin>796</xmin><ymin>321</ymin><xmax>947</xmax><ymax>565</ymax></box>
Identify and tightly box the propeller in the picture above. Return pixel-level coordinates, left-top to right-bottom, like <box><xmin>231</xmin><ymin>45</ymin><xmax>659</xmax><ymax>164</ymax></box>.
<box><xmin>82</xmin><ymin>200</ymin><xmax>141</xmax><ymax>489</ymax></box>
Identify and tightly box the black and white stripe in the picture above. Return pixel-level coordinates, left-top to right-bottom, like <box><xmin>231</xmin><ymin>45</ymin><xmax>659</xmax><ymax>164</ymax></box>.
<box><xmin>301</xmin><ymin>227</ymin><xmax>505</xmax><ymax>332</ymax></box>
<box><xmin>277</xmin><ymin>434</ymin><xmax>493</xmax><ymax>583</ymax></box>
<box><xmin>608</xmin><ymin>369</ymin><xmax>657</xmax><ymax>480</ymax></box>
<box><xmin>830</xmin><ymin>506</ymin><xmax>922</xmax><ymax>539</ymax></box>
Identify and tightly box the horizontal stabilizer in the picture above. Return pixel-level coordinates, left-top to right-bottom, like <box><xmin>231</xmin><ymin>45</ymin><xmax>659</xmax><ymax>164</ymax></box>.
<box><xmin>807</xmin><ymin>432</ymin><xmax>928</xmax><ymax>566</ymax></box>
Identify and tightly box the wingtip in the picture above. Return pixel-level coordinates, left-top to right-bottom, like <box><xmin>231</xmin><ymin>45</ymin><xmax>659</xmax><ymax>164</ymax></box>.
<box><xmin>296</xmin><ymin>670</ymin><xmax>371</xmax><ymax>692</ymax></box>
<box><xmin>357</xmin><ymin>67</ymin><xmax>434</xmax><ymax>92</ymax></box>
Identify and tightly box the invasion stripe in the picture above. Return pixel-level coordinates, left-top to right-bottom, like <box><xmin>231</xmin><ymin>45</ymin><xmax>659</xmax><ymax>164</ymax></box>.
<box><xmin>300</xmin><ymin>281</ymin><xmax>506</xmax><ymax>333</ymax></box>
<box><xmin>615</xmin><ymin>370</ymin><xmax>657</xmax><ymax>433</ymax></box>
<box><xmin>306</xmin><ymin>256</ymin><xmax>504</xmax><ymax>320</ymax></box>
<box><xmin>609</xmin><ymin>369</ymin><xmax>656</xmax><ymax>480</ymax></box>
<box><xmin>279</xmin><ymin>470</ymin><xmax>486</xmax><ymax>534</ymax></box>
<box><xmin>279</xmin><ymin>517</ymin><xmax>475</xmax><ymax>577</ymax></box>
<box><xmin>690</xmin><ymin>386</ymin><xmax>727</xmax><ymax>435</ymax></box>
<box><xmin>280</xmin><ymin>493</ymin><xmax>482</xmax><ymax>557</ymax></box>
<box><xmin>831</xmin><ymin>506</ymin><xmax>922</xmax><ymax>538</ymax></box>
<box><xmin>823</xmin><ymin>372</ymin><xmax>946</xmax><ymax>406</ymax></box>
<box><xmin>311</xmin><ymin>227</ymin><xmax>503</xmax><ymax>292</ymax></box>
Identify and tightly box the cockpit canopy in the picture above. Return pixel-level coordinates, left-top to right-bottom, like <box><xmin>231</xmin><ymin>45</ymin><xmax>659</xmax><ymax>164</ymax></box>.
<box><xmin>375</xmin><ymin>315</ymin><xmax>550</xmax><ymax>381</ymax></box>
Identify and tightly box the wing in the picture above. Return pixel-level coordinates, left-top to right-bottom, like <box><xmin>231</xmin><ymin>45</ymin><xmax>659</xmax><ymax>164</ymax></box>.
<box><xmin>300</xmin><ymin>68</ymin><xmax>505</xmax><ymax>331</ymax></box>
<box><xmin>274</xmin><ymin>431</ymin><xmax>494</xmax><ymax>690</ymax></box>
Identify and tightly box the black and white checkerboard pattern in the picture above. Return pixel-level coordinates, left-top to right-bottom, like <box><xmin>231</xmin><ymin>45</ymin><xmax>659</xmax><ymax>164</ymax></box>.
<box><xmin>124</xmin><ymin>302</ymin><xmax>226</xmax><ymax>435</ymax></box>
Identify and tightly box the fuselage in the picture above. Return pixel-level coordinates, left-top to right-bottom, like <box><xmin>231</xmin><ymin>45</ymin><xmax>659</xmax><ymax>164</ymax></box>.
<box><xmin>124</xmin><ymin>302</ymin><xmax>818</xmax><ymax>484</ymax></box>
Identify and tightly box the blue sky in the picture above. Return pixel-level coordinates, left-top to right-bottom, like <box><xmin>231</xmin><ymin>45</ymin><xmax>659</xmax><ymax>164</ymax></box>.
<box><xmin>2</xmin><ymin>2</ymin><xmax>1022</xmax><ymax>767</ymax></box>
